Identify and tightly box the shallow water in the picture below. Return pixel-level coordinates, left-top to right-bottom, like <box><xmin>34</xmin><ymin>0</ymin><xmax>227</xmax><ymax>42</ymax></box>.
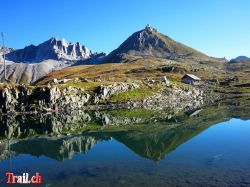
<box><xmin>0</xmin><ymin>99</ymin><xmax>250</xmax><ymax>187</ymax></box>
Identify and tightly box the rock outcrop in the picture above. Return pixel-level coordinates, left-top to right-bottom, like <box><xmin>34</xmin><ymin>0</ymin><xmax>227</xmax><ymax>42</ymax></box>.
<box><xmin>94</xmin><ymin>83</ymin><xmax>139</xmax><ymax>103</ymax></box>
<box><xmin>0</xmin><ymin>83</ymin><xmax>140</xmax><ymax>113</ymax></box>
<box><xmin>0</xmin><ymin>80</ymin><xmax>210</xmax><ymax>114</ymax></box>
<box><xmin>0</xmin><ymin>85</ymin><xmax>90</xmax><ymax>113</ymax></box>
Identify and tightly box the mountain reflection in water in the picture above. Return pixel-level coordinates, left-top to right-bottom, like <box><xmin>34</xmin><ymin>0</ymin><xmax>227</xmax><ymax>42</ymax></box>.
<box><xmin>0</xmin><ymin>98</ymin><xmax>249</xmax><ymax>162</ymax></box>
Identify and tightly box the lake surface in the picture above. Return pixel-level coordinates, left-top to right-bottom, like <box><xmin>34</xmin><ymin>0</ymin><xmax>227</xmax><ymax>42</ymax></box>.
<box><xmin>0</xmin><ymin>98</ymin><xmax>250</xmax><ymax>187</ymax></box>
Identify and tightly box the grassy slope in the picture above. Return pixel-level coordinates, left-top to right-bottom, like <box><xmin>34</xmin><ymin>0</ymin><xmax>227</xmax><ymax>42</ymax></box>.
<box><xmin>35</xmin><ymin>59</ymin><xmax>247</xmax><ymax>83</ymax></box>
<box><xmin>156</xmin><ymin>32</ymin><xmax>208</xmax><ymax>59</ymax></box>
<box><xmin>35</xmin><ymin>58</ymin><xmax>207</xmax><ymax>85</ymax></box>
<box><xmin>155</xmin><ymin>31</ymin><xmax>226</xmax><ymax>67</ymax></box>
<box><xmin>34</xmin><ymin>56</ymin><xmax>250</xmax><ymax>99</ymax></box>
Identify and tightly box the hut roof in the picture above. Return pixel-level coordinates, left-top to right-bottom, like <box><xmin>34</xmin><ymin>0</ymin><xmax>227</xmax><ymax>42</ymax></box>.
<box><xmin>182</xmin><ymin>74</ymin><xmax>201</xmax><ymax>81</ymax></box>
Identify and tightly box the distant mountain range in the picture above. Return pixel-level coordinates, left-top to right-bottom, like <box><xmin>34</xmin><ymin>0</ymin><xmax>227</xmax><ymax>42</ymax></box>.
<box><xmin>229</xmin><ymin>56</ymin><xmax>250</xmax><ymax>63</ymax></box>
<box><xmin>226</xmin><ymin>56</ymin><xmax>250</xmax><ymax>72</ymax></box>
<box><xmin>0</xmin><ymin>24</ymin><xmax>248</xmax><ymax>83</ymax></box>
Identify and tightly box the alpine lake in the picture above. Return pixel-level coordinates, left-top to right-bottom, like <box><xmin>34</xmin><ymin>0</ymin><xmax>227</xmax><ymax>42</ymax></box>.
<box><xmin>0</xmin><ymin>97</ymin><xmax>250</xmax><ymax>187</ymax></box>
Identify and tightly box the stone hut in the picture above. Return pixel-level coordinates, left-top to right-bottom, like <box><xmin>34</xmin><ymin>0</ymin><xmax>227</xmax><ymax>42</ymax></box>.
<box><xmin>182</xmin><ymin>74</ymin><xmax>201</xmax><ymax>85</ymax></box>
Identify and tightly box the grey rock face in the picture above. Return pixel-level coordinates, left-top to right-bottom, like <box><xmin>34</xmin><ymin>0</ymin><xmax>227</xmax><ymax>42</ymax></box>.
<box><xmin>106</xmin><ymin>27</ymin><xmax>170</xmax><ymax>62</ymax></box>
<box><xmin>33</xmin><ymin>86</ymin><xmax>90</xmax><ymax>111</ymax></box>
<box><xmin>5</xmin><ymin>37</ymin><xmax>94</xmax><ymax>63</ymax></box>
<box><xmin>0</xmin><ymin>85</ymin><xmax>90</xmax><ymax>113</ymax></box>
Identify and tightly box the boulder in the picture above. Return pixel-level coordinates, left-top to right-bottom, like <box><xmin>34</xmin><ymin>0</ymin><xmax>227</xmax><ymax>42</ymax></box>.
<box><xmin>161</xmin><ymin>76</ymin><xmax>170</xmax><ymax>85</ymax></box>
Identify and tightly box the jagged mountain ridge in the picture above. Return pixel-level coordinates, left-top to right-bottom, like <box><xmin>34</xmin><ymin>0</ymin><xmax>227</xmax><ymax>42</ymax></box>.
<box><xmin>0</xmin><ymin>46</ymin><xmax>14</xmax><ymax>54</ymax></box>
<box><xmin>105</xmin><ymin>24</ymin><xmax>213</xmax><ymax>63</ymax></box>
<box><xmin>5</xmin><ymin>37</ymin><xmax>96</xmax><ymax>63</ymax></box>
<box><xmin>0</xmin><ymin>37</ymin><xmax>106</xmax><ymax>83</ymax></box>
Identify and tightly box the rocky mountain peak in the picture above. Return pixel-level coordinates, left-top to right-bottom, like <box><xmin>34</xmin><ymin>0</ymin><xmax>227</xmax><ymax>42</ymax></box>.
<box><xmin>41</xmin><ymin>37</ymin><xmax>93</xmax><ymax>59</ymax></box>
<box><xmin>47</xmin><ymin>37</ymin><xmax>69</xmax><ymax>47</ymax></box>
<box><xmin>105</xmin><ymin>25</ymin><xmax>210</xmax><ymax>63</ymax></box>
<box><xmin>145</xmin><ymin>24</ymin><xmax>158</xmax><ymax>32</ymax></box>
<box><xmin>105</xmin><ymin>25</ymin><xmax>173</xmax><ymax>62</ymax></box>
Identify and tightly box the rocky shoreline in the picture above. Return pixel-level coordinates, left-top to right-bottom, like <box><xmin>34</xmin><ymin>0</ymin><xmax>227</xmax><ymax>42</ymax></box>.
<box><xmin>0</xmin><ymin>82</ymin><xmax>232</xmax><ymax>115</ymax></box>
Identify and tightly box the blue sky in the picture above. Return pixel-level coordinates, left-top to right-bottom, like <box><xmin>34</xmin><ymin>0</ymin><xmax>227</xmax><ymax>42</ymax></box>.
<box><xmin>0</xmin><ymin>0</ymin><xmax>249</xmax><ymax>59</ymax></box>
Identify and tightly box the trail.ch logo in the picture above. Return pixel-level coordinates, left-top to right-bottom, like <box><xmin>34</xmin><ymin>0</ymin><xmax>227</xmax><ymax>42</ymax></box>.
<box><xmin>4</xmin><ymin>172</ymin><xmax>42</xmax><ymax>184</ymax></box>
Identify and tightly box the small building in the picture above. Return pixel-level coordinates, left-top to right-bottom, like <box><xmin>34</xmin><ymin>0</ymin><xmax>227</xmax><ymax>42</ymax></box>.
<box><xmin>182</xmin><ymin>74</ymin><xmax>201</xmax><ymax>85</ymax></box>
